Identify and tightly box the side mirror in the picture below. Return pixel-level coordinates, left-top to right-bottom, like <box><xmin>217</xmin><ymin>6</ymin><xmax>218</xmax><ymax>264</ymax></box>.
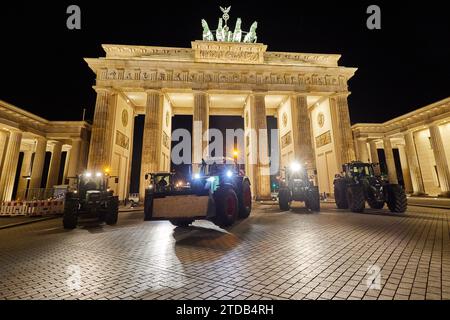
<box><xmin>115</xmin><ymin>177</ymin><xmax>119</xmax><ymax>184</ymax></box>
<box><xmin>145</xmin><ymin>174</ymin><xmax>149</xmax><ymax>180</ymax></box>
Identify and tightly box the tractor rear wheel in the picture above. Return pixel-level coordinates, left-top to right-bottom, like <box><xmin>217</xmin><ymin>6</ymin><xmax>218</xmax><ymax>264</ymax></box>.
<box><xmin>213</xmin><ymin>186</ymin><xmax>238</xmax><ymax>228</ymax></box>
<box><xmin>238</xmin><ymin>179</ymin><xmax>252</xmax><ymax>219</ymax></box>
<box><xmin>334</xmin><ymin>179</ymin><xmax>349</xmax><ymax>209</ymax></box>
<box><xmin>63</xmin><ymin>199</ymin><xmax>79</xmax><ymax>229</ymax></box>
<box><xmin>386</xmin><ymin>184</ymin><xmax>407</xmax><ymax>213</ymax></box>
<box><xmin>346</xmin><ymin>185</ymin><xmax>365</xmax><ymax>213</ymax></box>
<box><xmin>170</xmin><ymin>219</ymin><xmax>194</xmax><ymax>227</ymax></box>
<box><xmin>278</xmin><ymin>188</ymin><xmax>291</xmax><ymax>211</ymax></box>
<box><xmin>305</xmin><ymin>186</ymin><xmax>320</xmax><ymax>212</ymax></box>
<box><xmin>105</xmin><ymin>197</ymin><xmax>119</xmax><ymax>225</ymax></box>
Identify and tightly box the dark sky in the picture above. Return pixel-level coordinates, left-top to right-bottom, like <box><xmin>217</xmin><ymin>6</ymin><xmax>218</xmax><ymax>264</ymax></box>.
<box><xmin>1</xmin><ymin>1</ymin><xmax>449</xmax><ymax>124</ymax></box>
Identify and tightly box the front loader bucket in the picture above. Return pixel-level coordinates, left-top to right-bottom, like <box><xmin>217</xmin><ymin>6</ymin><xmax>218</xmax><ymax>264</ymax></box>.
<box><xmin>144</xmin><ymin>194</ymin><xmax>212</xmax><ymax>221</ymax></box>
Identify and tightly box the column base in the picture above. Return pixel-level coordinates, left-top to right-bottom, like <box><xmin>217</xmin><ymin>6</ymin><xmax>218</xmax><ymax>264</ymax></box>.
<box><xmin>438</xmin><ymin>191</ymin><xmax>450</xmax><ymax>198</ymax></box>
<box><xmin>411</xmin><ymin>192</ymin><xmax>427</xmax><ymax>197</ymax></box>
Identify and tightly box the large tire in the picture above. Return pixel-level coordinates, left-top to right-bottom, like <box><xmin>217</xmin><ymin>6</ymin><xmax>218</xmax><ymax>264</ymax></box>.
<box><xmin>386</xmin><ymin>184</ymin><xmax>407</xmax><ymax>213</ymax></box>
<box><xmin>170</xmin><ymin>219</ymin><xmax>194</xmax><ymax>227</ymax></box>
<box><xmin>278</xmin><ymin>188</ymin><xmax>291</xmax><ymax>211</ymax></box>
<box><xmin>346</xmin><ymin>185</ymin><xmax>365</xmax><ymax>213</ymax></box>
<box><xmin>238</xmin><ymin>179</ymin><xmax>252</xmax><ymax>219</ymax></box>
<box><xmin>334</xmin><ymin>179</ymin><xmax>349</xmax><ymax>209</ymax></box>
<box><xmin>305</xmin><ymin>186</ymin><xmax>320</xmax><ymax>212</ymax></box>
<box><xmin>105</xmin><ymin>196</ymin><xmax>119</xmax><ymax>225</ymax></box>
<box><xmin>213</xmin><ymin>186</ymin><xmax>238</xmax><ymax>228</ymax></box>
<box><xmin>63</xmin><ymin>199</ymin><xmax>79</xmax><ymax>229</ymax></box>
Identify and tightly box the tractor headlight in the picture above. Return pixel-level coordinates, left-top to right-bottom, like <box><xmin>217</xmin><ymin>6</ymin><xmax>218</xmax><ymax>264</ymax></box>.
<box><xmin>193</xmin><ymin>173</ymin><xmax>201</xmax><ymax>180</ymax></box>
<box><xmin>149</xmin><ymin>184</ymin><xmax>154</xmax><ymax>190</ymax></box>
<box><xmin>85</xmin><ymin>172</ymin><xmax>92</xmax><ymax>177</ymax></box>
<box><xmin>290</xmin><ymin>162</ymin><xmax>302</xmax><ymax>172</ymax></box>
<box><xmin>96</xmin><ymin>172</ymin><xmax>102</xmax><ymax>177</ymax></box>
<box><xmin>226</xmin><ymin>170</ymin><xmax>233</xmax><ymax>178</ymax></box>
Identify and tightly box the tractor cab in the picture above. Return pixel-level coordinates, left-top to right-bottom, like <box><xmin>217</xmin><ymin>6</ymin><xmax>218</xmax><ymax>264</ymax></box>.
<box><xmin>145</xmin><ymin>172</ymin><xmax>174</xmax><ymax>193</ymax></box>
<box><xmin>342</xmin><ymin>162</ymin><xmax>376</xmax><ymax>179</ymax></box>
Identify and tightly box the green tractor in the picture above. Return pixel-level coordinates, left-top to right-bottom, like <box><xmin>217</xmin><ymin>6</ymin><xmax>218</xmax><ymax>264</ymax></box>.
<box><xmin>333</xmin><ymin>161</ymin><xmax>407</xmax><ymax>213</ymax></box>
<box><xmin>278</xmin><ymin>162</ymin><xmax>320</xmax><ymax>212</ymax></box>
<box><xmin>63</xmin><ymin>172</ymin><xmax>119</xmax><ymax>229</ymax></box>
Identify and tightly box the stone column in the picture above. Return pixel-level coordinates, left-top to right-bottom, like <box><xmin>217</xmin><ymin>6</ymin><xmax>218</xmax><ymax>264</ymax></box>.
<box><xmin>404</xmin><ymin>131</ymin><xmax>426</xmax><ymax>195</ymax></box>
<box><xmin>250</xmin><ymin>93</ymin><xmax>271</xmax><ymax>200</ymax></box>
<box><xmin>67</xmin><ymin>138</ymin><xmax>82</xmax><ymax>178</ymax></box>
<box><xmin>291</xmin><ymin>94</ymin><xmax>315</xmax><ymax>172</ymax></box>
<box><xmin>16</xmin><ymin>151</ymin><xmax>33</xmax><ymax>200</ymax></box>
<box><xmin>140</xmin><ymin>90</ymin><xmax>164</xmax><ymax>199</ymax></box>
<box><xmin>0</xmin><ymin>130</ymin><xmax>8</xmax><ymax>174</ymax></box>
<box><xmin>87</xmin><ymin>88</ymin><xmax>116</xmax><ymax>171</ymax></box>
<box><xmin>369</xmin><ymin>140</ymin><xmax>381</xmax><ymax>176</ymax></box>
<box><xmin>397</xmin><ymin>144</ymin><xmax>413</xmax><ymax>194</ymax></box>
<box><xmin>329</xmin><ymin>94</ymin><xmax>356</xmax><ymax>167</ymax></box>
<box><xmin>29</xmin><ymin>137</ymin><xmax>47</xmax><ymax>190</ymax></box>
<box><xmin>192</xmin><ymin>91</ymin><xmax>209</xmax><ymax>171</ymax></box>
<box><xmin>0</xmin><ymin>131</ymin><xmax>22</xmax><ymax>201</ymax></box>
<box><xmin>383</xmin><ymin>137</ymin><xmax>398</xmax><ymax>184</ymax></box>
<box><xmin>357</xmin><ymin>138</ymin><xmax>370</xmax><ymax>163</ymax></box>
<box><xmin>46</xmin><ymin>141</ymin><xmax>63</xmax><ymax>188</ymax></box>
<box><xmin>429</xmin><ymin>124</ymin><xmax>450</xmax><ymax>197</ymax></box>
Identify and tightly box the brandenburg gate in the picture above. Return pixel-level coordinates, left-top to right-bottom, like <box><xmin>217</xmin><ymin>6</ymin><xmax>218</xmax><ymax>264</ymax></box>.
<box><xmin>84</xmin><ymin>14</ymin><xmax>357</xmax><ymax>201</ymax></box>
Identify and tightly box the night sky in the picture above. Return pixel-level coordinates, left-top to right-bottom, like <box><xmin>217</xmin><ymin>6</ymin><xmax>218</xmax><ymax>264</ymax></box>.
<box><xmin>1</xmin><ymin>1</ymin><xmax>449</xmax><ymax>124</ymax></box>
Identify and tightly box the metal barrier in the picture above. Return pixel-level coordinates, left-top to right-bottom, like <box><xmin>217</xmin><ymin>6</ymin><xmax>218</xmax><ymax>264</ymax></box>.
<box><xmin>0</xmin><ymin>200</ymin><xmax>65</xmax><ymax>217</ymax></box>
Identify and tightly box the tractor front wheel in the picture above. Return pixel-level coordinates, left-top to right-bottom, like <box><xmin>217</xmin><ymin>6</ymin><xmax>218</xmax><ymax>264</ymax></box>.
<box><xmin>213</xmin><ymin>186</ymin><xmax>238</xmax><ymax>228</ymax></box>
<box><xmin>278</xmin><ymin>188</ymin><xmax>291</xmax><ymax>211</ymax></box>
<box><xmin>305</xmin><ymin>186</ymin><xmax>320</xmax><ymax>212</ymax></box>
<box><xmin>386</xmin><ymin>184</ymin><xmax>407</xmax><ymax>213</ymax></box>
<box><xmin>346</xmin><ymin>185</ymin><xmax>365</xmax><ymax>213</ymax></box>
<box><xmin>105</xmin><ymin>197</ymin><xmax>119</xmax><ymax>225</ymax></box>
<box><xmin>63</xmin><ymin>200</ymin><xmax>79</xmax><ymax>229</ymax></box>
<box><xmin>238</xmin><ymin>179</ymin><xmax>252</xmax><ymax>219</ymax></box>
<box><xmin>334</xmin><ymin>179</ymin><xmax>349</xmax><ymax>209</ymax></box>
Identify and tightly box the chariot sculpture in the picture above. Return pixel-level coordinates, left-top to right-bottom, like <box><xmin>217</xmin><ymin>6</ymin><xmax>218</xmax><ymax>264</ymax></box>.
<box><xmin>201</xmin><ymin>6</ymin><xmax>258</xmax><ymax>43</ymax></box>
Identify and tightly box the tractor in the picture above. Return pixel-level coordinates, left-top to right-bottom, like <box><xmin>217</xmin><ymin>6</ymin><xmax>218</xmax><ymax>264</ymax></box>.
<box><xmin>144</xmin><ymin>156</ymin><xmax>252</xmax><ymax>228</ymax></box>
<box><xmin>333</xmin><ymin>161</ymin><xmax>407</xmax><ymax>213</ymax></box>
<box><xmin>278</xmin><ymin>162</ymin><xmax>320</xmax><ymax>212</ymax></box>
<box><xmin>63</xmin><ymin>172</ymin><xmax>119</xmax><ymax>229</ymax></box>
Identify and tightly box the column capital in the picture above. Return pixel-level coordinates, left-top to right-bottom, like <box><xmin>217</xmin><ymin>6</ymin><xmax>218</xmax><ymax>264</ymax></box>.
<box><xmin>250</xmin><ymin>90</ymin><xmax>268</xmax><ymax>98</ymax></box>
<box><xmin>145</xmin><ymin>88</ymin><xmax>163</xmax><ymax>95</ymax></box>
<box><xmin>93</xmin><ymin>86</ymin><xmax>117</xmax><ymax>94</ymax></box>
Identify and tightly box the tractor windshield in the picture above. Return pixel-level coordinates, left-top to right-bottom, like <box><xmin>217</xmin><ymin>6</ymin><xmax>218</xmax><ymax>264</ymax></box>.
<box><xmin>80</xmin><ymin>177</ymin><xmax>103</xmax><ymax>191</ymax></box>
<box><xmin>350</xmin><ymin>164</ymin><xmax>374</xmax><ymax>177</ymax></box>
<box><xmin>151</xmin><ymin>174</ymin><xmax>172</xmax><ymax>192</ymax></box>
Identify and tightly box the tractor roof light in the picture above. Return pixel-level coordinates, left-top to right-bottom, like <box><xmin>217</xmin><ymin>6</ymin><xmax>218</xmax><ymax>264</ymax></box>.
<box><xmin>233</xmin><ymin>150</ymin><xmax>239</xmax><ymax>158</ymax></box>
<box><xmin>85</xmin><ymin>172</ymin><xmax>92</xmax><ymax>177</ymax></box>
<box><xmin>290</xmin><ymin>162</ymin><xmax>302</xmax><ymax>172</ymax></box>
<box><xmin>96</xmin><ymin>172</ymin><xmax>102</xmax><ymax>177</ymax></box>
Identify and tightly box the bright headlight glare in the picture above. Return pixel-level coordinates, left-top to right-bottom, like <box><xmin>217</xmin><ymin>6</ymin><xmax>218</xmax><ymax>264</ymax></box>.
<box><xmin>226</xmin><ymin>170</ymin><xmax>233</xmax><ymax>178</ymax></box>
<box><xmin>96</xmin><ymin>172</ymin><xmax>102</xmax><ymax>177</ymax></box>
<box><xmin>290</xmin><ymin>162</ymin><xmax>302</xmax><ymax>172</ymax></box>
<box><xmin>85</xmin><ymin>172</ymin><xmax>92</xmax><ymax>177</ymax></box>
<box><xmin>193</xmin><ymin>173</ymin><xmax>201</xmax><ymax>180</ymax></box>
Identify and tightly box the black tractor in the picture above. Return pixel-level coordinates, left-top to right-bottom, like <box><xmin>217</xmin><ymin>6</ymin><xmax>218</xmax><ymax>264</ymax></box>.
<box><xmin>333</xmin><ymin>161</ymin><xmax>407</xmax><ymax>213</ymax></box>
<box><xmin>63</xmin><ymin>172</ymin><xmax>119</xmax><ymax>229</ymax></box>
<box><xmin>144</xmin><ymin>156</ymin><xmax>252</xmax><ymax>228</ymax></box>
<box><xmin>278</xmin><ymin>162</ymin><xmax>320</xmax><ymax>212</ymax></box>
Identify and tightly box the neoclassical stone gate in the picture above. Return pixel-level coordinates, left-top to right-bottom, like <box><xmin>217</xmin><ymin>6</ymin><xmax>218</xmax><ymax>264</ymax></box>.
<box><xmin>85</xmin><ymin>40</ymin><xmax>357</xmax><ymax>201</ymax></box>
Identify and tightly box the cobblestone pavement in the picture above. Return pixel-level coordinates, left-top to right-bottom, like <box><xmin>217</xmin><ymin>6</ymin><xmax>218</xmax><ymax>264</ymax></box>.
<box><xmin>0</xmin><ymin>203</ymin><xmax>449</xmax><ymax>300</ymax></box>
